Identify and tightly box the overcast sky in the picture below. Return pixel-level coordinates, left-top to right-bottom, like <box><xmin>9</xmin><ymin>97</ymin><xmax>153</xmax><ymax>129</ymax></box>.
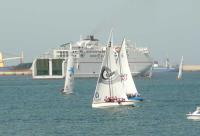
<box><xmin>0</xmin><ymin>0</ymin><xmax>200</xmax><ymax>65</ymax></box>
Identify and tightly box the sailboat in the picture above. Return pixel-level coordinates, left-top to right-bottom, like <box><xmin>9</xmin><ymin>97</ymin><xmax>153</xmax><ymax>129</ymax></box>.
<box><xmin>61</xmin><ymin>44</ymin><xmax>75</xmax><ymax>94</ymax></box>
<box><xmin>118</xmin><ymin>39</ymin><xmax>143</xmax><ymax>102</ymax></box>
<box><xmin>177</xmin><ymin>56</ymin><xmax>183</xmax><ymax>80</ymax></box>
<box><xmin>92</xmin><ymin>32</ymin><xmax>135</xmax><ymax>108</ymax></box>
<box><xmin>148</xmin><ymin>66</ymin><xmax>153</xmax><ymax>78</ymax></box>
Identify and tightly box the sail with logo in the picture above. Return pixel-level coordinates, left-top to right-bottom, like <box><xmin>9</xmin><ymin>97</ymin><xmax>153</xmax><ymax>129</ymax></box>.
<box><xmin>61</xmin><ymin>44</ymin><xmax>75</xmax><ymax>94</ymax></box>
<box><xmin>177</xmin><ymin>56</ymin><xmax>183</xmax><ymax>80</ymax></box>
<box><xmin>117</xmin><ymin>39</ymin><xmax>143</xmax><ymax>102</ymax></box>
<box><xmin>92</xmin><ymin>31</ymin><xmax>135</xmax><ymax>108</ymax></box>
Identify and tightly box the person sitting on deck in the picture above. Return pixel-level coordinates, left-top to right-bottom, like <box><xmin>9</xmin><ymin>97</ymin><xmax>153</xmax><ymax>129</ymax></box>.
<box><xmin>127</xmin><ymin>93</ymin><xmax>141</xmax><ymax>98</ymax></box>
<box><xmin>104</xmin><ymin>96</ymin><xmax>123</xmax><ymax>102</ymax></box>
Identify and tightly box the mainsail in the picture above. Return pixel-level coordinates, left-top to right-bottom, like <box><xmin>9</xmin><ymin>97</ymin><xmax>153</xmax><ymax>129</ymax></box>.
<box><xmin>92</xmin><ymin>31</ymin><xmax>128</xmax><ymax>105</ymax></box>
<box><xmin>148</xmin><ymin>66</ymin><xmax>153</xmax><ymax>78</ymax></box>
<box><xmin>118</xmin><ymin>39</ymin><xmax>138</xmax><ymax>96</ymax></box>
<box><xmin>62</xmin><ymin>44</ymin><xmax>75</xmax><ymax>94</ymax></box>
<box><xmin>177</xmin><ymin>56</ymin><xmax>183</xmax><ymax>80</ymax></box>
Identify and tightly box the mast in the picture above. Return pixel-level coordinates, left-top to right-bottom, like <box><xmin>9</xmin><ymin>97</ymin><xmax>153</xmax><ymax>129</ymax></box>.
<box><xmin>108</xmin><ymin>30</ymin><xmax>113</xmax><ymax>97</ymax></box>
<box><xmin>20</xmin><ymin>51</ymin><xmax>24</xmax><ymax>64</ymax></box>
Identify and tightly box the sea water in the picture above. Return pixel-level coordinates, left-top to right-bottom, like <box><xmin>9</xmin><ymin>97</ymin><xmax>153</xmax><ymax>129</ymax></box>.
<box><xmin>0</xmin><ymin>72</ymin><xmax>200</xmax><ymax>136</ymax></box>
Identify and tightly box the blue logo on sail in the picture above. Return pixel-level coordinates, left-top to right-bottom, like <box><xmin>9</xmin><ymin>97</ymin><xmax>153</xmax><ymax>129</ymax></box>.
<box><xmin>68</xmin><ymin>67</ymin><xmax>74</xmax><ymax>74</ymax></box>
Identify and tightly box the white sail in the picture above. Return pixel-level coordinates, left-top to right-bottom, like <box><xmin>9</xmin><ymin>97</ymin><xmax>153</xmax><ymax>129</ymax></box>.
<box><xmin>118</xmin><ymin>39</ymin><xmax>138</xmax><ymax>96</ymax></box>
<box><xmin>148</xmin><ymin>66</ymin><xmax>153</xmax><ymax>78</ymax></box>
<box><xmin>177</xmin><ymin>56</ymin><xmax>183</xmax><ymax>80</ymax></box>
<box><xmin>92</xmin><ymin>31</ymin><xmax>133</xmax><ymax>108</ymax></box>
<box><xmin>62</xmin><ymin>44</ymin><xmax>75</xmax><ymax>94</ymax></box>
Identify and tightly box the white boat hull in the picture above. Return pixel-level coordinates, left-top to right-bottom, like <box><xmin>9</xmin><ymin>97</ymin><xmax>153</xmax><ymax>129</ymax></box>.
<box><xmin>62</xmin><ymin>91</ymin><xmax>73</xmax><ymax>95</ymax></box>
<box><xmin>92</xmin><ymin>101</ymin><xmax>135</xmax><ymax>108</ymax></box>
<box><xmin>61</xmin><ymin>89</ymin><xmax>73</xmax><ymax>94</ymax></box>
<box><xmin>186</xmin><ymin>114</ymin><xmax>200</xmax><ymax>120</ymax></box>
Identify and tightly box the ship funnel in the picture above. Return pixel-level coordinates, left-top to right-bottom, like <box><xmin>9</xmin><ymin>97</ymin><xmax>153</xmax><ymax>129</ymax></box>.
<box><xmin>0</xmin><ymin>52</ymin><xmax>5</xmax><ymax>67</ymax></box>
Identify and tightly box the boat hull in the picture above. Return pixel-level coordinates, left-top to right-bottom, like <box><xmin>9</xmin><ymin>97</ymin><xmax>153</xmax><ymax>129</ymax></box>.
<box><xmin>128</xmin><ymin>97</ymin><xmax>144</xmax><ymax>102</ymax></box>
<box><xmin>62</xmin><ymin>91</ymin><xmax>73</xmax><ymax>95</ymax></box>
<box><xmin>186</xmin><ymin>114</ymin><xmax>200</xmax><ymax>120</ymax></box>
<box><xmin>92</xmin><ymin>101</ymin><xmax>135</xmax><ymax>108</ymax></box>
<box><xmin>153</xmin><ymin>67</ymin><xmax>177</xmax><ymax>72</ymax></box>
<box><xmin>60</xmin><ymin>89</ymin><xmax>73</xmax><ymax>94</ymax></box>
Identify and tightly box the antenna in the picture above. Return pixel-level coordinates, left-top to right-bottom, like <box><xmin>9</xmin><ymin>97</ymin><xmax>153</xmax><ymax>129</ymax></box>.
<box><xmin>20</xmin><ymin>51</ymin><xmax>24</xmax><ymax>64</ymax></box>
<box><xmin>107</xmin><ymin>29</ymin><xmax>114</xmax><ymax>47</ymax></box>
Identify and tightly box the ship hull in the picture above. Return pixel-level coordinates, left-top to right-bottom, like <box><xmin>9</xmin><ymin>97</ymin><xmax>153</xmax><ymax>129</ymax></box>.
<box><xmin>0</xmin><ymin>63</ymin><xmax>32</xmax><ymax>76</ymax></box>
<box><xmin>153</xmin><ymin>67</ymin><xmax>177</xmax><ymax>72</ymax></box>
<box><xmin>32</xmin><ymin>58</ymin><xmax>152</xmax><ymax>79</ymax></box>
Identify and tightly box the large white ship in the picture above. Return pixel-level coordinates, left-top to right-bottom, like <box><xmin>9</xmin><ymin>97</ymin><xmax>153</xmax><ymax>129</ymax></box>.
<box><xmin>32</xmin><ymin>35</ymin><xmax>153</xmax><ymax>79</ymax></box>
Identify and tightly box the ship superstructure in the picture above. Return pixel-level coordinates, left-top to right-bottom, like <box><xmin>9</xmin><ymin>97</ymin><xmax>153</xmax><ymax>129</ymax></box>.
<box><xmin>32</xmin><ymin>35</ymin><xmax>153</xmax><ymax>79</ymax></box>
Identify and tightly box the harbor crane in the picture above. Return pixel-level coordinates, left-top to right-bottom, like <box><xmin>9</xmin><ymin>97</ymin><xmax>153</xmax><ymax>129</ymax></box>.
<box><xmin>0</xmin><ymin>51</ymin><xmax>24</xmax><ymax>67</ymax></box>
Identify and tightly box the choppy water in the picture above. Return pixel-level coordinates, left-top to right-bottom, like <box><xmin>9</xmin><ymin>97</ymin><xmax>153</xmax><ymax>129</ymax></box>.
<box><xmin>0</xmin><ymin>72</ymin><xmax>200</xmax><ymax>136</ymax></box>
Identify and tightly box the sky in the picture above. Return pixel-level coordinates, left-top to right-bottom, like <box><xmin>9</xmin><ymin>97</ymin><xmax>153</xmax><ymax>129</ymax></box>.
<box><xmin>0</xmin><ymin>0</ymin><xmax>200</xmax><ymax>65</ymax></box>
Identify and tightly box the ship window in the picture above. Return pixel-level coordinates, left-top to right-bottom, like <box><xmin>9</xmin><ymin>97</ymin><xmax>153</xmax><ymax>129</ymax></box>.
<box><xmin>36</xmin><ymin>59</ymin><xmax>49</xmax><ymax>75</ymax></box>
<box><xmin>52</xmin><ymin>59</ymin><xmax>63</xmax><ymax>75</ymax></box>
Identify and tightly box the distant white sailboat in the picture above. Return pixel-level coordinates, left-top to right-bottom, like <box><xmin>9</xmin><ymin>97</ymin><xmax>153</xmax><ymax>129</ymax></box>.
<box><xmin>92</xmin><ymin>31</ymin><xmax>135</xmax><ymax>108</ymax></box>
<box><xmin>61</xmin><ymin>44</ymin><xmax>75</xmax><ymax>94</ymax></box>
<box><xmin>148</xmin><ymin>66</ymin><xmax>153</xmax><ymax>78</ymax></box>
<box><xmin>118</xmin><ymin>39</ymin><xmax>143</xmax><ymax>102</ymax></box>
<box><xmin>177</xmin><ymin>56</ymin><xmax>183</xmax><ymax>80</ymax></box>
